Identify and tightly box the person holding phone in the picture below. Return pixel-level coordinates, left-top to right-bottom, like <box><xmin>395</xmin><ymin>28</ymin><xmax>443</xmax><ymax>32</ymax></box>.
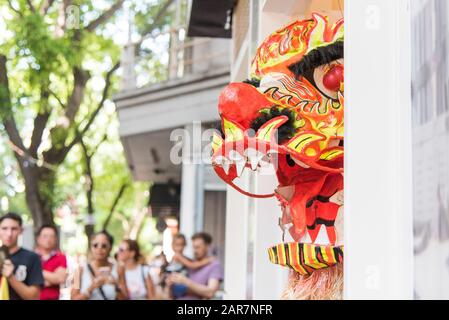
<box><xmin>71</xmin><ymin>230</ymin><xmax>127</xmax><ymax>300</ymax></box>
<box><xmin>117</xmin><ymin>239</ymin><xmax>155</xmax><ymax>300</ymax></box>
<box><xmin>0</xmin><ymin>212</ymin><xmax>44</xmax><ymax>300</ymax></box>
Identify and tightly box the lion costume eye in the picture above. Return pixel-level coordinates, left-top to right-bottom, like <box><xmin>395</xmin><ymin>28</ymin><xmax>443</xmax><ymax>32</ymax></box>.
<box><xmin>313</xmin><ymin>59</ymin><xmax>344</xmax><ymax>100</ymax></box>
<box><xmin>288</xmin><ymin>40</ymin><xmax>344</xmax><ymax>100</ymax></box>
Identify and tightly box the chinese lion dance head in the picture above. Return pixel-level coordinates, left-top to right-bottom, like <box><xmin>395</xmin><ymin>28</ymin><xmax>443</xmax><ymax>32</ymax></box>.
<box><xmin>212</xmin><ymin>13</ymin><xmax>344</xmax><ymax>299</ymax></box>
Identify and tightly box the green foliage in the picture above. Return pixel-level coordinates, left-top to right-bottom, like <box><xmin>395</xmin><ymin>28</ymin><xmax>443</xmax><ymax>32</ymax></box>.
<box><xmin>133</xmin><ymin>0</ymin><xmax>174</xmax><ymax>36</ymax></box>
<box><xmin>0</xmin><ymin>134</ymin><xmax>29</xmax><ymax>215</ymax></box>
<box><xmin>37</xmin><ymin>169</ymin><xmax>57</xmax><ymax>211</ymax></box>
<box><xmin>0</xmin><ymin>0</ymin><xmax>173</xmax><ymax>253</ymax></box>
<box><xmin>13</xmin><ymin>13</ymin><xmax>74</xmax><ymax>85</ymax></box>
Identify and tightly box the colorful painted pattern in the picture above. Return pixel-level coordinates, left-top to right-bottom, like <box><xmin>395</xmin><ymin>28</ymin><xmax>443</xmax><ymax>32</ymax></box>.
<box><xmin>268</xmin><ymin>242</ymin><xmax>343</xmax><ymax>275</ymax></box>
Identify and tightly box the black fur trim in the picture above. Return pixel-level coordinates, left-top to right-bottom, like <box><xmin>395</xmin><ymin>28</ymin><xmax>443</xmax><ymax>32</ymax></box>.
<box><xmin>250</xmin><ymin>106</ymin><xmax>297</xmax><ymax>144</ymax></box>
<box><xmin>243</xmin><ymin>78</ymin><xmax>261</xmax><ymax>88</ymax></box>
<box><xmin>288</xmin><ymin>41</ymin><xmax>343</xmax><ymax>80</ymax></box>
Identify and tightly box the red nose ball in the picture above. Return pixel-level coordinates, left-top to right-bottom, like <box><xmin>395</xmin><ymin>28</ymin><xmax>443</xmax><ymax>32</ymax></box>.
<box><xmin>322</xmin><ymin>65</ymin><xmax>344</xmax><ymax>92</ymax></box>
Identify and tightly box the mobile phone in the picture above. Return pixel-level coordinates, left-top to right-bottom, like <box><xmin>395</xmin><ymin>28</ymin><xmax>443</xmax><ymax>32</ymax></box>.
<box><xmin>98</xmin><ymin>266</ymin><xmax>111</xmax><ymax>277</ymax></box>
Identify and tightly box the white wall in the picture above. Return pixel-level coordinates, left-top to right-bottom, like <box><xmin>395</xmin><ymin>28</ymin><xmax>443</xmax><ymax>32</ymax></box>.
<box><xmin>344</xmin><ymin>0</ymin><xmax>414</xmax><ymax>299</ymax></box>
<box><xmin>223</xmin><ymin>181</ymin><xmax>250</xmax><ymax>299</ymax></box>
<box><xmin>410</xmin><ymin>0</ymin><xmax>449</xmax><ymax>300</ymax></box>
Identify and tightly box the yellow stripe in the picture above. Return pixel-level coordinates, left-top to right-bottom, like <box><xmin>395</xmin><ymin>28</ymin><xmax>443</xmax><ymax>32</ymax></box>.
<box><xmin>302</xmin><ymin>244</ymin><xmax>322</xmax><ymax>269</ymax></box>
<box><xmin>256</xmin><ymin>117</ymin><xmax>288</xmax><ymax>142</ymax></box>
<box><xmin>310</xmin><ymin>244</ymin><xmax>327</xmax><ymax>268</ymax></box>
<box><xmin>321</xmin><ymin>246</ymin><xmax>329</xmax><ymax>265</ymax></box>
<box><xmin>276</xmin><ymin>244</ymin><xmax>283</xmax><ymax>266</ymax></box>
<box><xmin>292</xmin><ymin>243</ymin><xmax>308</xmax><ymax>275</ymax></box>
<box><xmin>279</xmin><ymin>244</ymin><xmax>287</xmax><ymax>266</ymax></box>
<box><xmin>320</xmin><ymin>149</ymin><xmax>343</xmax><ymax>160</ymax></box>
<box><xmin>287</xmin><ymin>133</ymin><xmax>322</xmax><ymax>154</ymax></box>
<box><xmin>223</xmin><ymin>118</ymin><xmax>244</xmax><ymax>142</ymax></box>
<box><xmin>268</xmin><ymin>248</ymin><xmax>275</xmax><ymax>263</ymax></box>
<box><xmin>287</xmin><ymin>244</ymin><xmax>299</xmax><ymax>273</ymax></box>
<box><xmin>309</xmin><ymin>245</ymin><xmax>319</xmax><ymax>268</ymax></box>
<box><xmin>303</xmin><ymin>243</ymin><xmax>311</xmax><ymax>267</ymax></box>
<box><xmin>211</xmin><ymin>132</ymin><xmax>223</xmax><ymax>153</ymax></box>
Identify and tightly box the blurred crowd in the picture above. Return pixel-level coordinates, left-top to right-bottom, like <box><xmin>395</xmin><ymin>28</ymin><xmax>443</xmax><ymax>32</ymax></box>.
<box><xmin>0</xmin><ymin>212</ymin><xmax>223</xmax><ymax>300</ymax></box>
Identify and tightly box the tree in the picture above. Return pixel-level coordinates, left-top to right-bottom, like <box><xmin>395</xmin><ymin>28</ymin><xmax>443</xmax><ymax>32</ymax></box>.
<box><xmin>0</xmin><ymin>0</ymin><xmax>175</xmax><ymax>231</ymax></box>
<box><xmin>77</xmin><ymin>125</ymin><xmax>129</xmax><ymax>242</ymax></box>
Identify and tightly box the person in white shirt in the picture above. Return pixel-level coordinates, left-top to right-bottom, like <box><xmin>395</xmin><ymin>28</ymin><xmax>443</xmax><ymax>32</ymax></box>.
<box><xmin>117</xmin><ymin>239</ymin><xmax>155</xmax><ymax>300</ymax></box>
<box><xmin>71</xmin><ymin>231</ymin><xmax>127</xmax><ymax>300</ymax></box>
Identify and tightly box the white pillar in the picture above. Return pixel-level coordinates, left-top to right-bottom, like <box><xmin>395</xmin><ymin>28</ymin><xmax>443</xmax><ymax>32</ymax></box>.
<box><xmin>179</xmin><ymin>161</ymin><xmax>196</xmax><ymax>251</ymax></box>
<box><xmin>345</xmin><ymin>0</ymin><xmax>414</xmax><ymax>299</ymax></box>
<box><xmin>252</xmin><ymin>172</ymin><xmax>290</xmax><ymax>299</ymax></box>
<box><xmin>179</xmin><ymin>122</ymin><xmax>204</xmax><ymax>256</ymax></box>
<box><xmin>223</xmin><ymin>183</ymin><xmax>250</xmax><ymax>299</ymax></box>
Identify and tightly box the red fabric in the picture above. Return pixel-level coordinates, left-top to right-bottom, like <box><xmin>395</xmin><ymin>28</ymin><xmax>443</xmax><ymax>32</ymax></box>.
<box><xmin>39</xmin><ymin>252</ymin><xmax>67</xmax><ymax>300</ymax></box>
<box><xmin>277</xmin><ymin>170</ymin><xmax>343</xmax><ymax>240</ymax></box>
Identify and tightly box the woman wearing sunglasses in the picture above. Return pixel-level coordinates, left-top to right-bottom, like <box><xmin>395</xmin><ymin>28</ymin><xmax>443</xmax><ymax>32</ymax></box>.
<box><xmin>71</xmin><ymin>231</ymin><xmax>128</xmax><ymax>300</ymax></box>
<box><xmin>117</xmin><ymin>239</ymin><xmax>155</xmax><ymax>300</ymax></box>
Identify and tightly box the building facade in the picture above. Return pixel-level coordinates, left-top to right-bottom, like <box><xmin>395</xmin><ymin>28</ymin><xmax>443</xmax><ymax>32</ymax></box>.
<box><xmin>113</xmin><ymin>0</ymin><xmax>230</xmax><ymax>263</ymax></box>
<box><xmin>115</xmin><ymin>0</ymin><xmax>449</xmax><ymax>299</ymax></box>
<box><xmin>411</xmin><ymin>0</ymin><xmax>449</xmax><ymax>299</ymax></box>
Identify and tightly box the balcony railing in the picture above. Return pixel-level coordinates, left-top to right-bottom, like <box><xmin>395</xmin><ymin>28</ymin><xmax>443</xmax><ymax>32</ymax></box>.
<box><xmin>120</xmin><ymin>26</ymin><xmax>230</xmax><ymax>91</ymax></box>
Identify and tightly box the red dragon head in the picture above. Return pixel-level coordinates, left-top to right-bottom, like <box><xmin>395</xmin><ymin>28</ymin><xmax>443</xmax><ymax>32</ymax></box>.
<box><xmin>212</xmin><ymin>13</ymin><xmax>344</xmax><ymax>275</ymax></box>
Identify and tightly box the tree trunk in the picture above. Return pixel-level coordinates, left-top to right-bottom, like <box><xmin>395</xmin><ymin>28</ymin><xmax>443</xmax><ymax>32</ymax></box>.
<box><xmin>85</xmin><ymin>183</ymin><xmax>95</xmax><ymax>247</ymax></box>
<box><xmin>20</xmin><ymin>165</ymin><xmax>55</xmax><ymax>232</ymax></box>
<box><xmin>85</xmin><ymin>224</ymin><xmax>95</xmax><ymax>247</ymax></box>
